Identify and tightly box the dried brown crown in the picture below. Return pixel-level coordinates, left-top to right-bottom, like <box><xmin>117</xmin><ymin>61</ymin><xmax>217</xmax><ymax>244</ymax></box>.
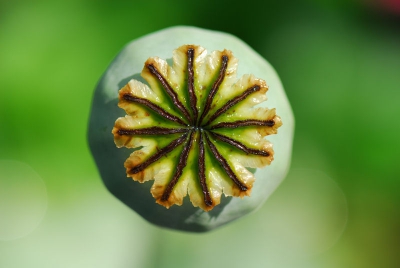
<box><xmin>112</xmin><ymin>45</ymin><xmax>282</xmax><ymax>211</ymax></box>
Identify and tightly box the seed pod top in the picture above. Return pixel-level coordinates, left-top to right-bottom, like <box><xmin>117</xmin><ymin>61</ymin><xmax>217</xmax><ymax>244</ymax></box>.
<box><xmin>88</xmin><ymin>26</ymin><xmax>294</xmax><ymax>232</ymax></box>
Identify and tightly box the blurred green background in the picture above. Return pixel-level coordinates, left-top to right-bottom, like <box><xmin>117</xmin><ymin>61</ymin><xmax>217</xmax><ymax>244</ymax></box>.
<box><xmin>1</xmin><ymin>0</ymin><xmax>399</xmax><ymax>267</ymax></box>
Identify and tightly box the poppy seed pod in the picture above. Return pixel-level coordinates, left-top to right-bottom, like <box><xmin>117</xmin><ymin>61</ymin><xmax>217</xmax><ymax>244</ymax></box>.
<box><xmin>88</xmin><ymin>26</ymin><xmax>294</xmax><ymax>232</ymax></box>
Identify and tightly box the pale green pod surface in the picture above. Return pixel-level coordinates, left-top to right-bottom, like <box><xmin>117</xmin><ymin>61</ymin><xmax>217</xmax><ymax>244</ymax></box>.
<box><xmin>88</xmin><ymin>26</ymin><xmax>294</xmax><ymax>232</ymax></box>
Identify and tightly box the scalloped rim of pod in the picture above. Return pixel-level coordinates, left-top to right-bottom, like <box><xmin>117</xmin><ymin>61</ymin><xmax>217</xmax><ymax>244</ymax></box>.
<box><xmin>112</xmin><ymin>44</ymin><xmax>282</xmax><ymax>211</ymax></box>
<box><xmin>88</xmin><ymin>26</ymin><xmax>294</xmax><ymax>232</ymax></box>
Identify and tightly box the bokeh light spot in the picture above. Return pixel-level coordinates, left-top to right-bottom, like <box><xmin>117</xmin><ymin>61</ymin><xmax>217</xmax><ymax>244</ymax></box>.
<box><xmin>0</xmin><ymin>160</ymin><xmax>47</xmax><ymax>241</ymax></box>
<box><xmin>261</xmin><ymin>168</ymin><xmax>348</xmax><ymax>259</ymax></box>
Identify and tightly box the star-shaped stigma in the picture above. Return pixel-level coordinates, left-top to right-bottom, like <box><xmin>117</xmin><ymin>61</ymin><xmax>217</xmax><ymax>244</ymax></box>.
<box><xmin>112</xmin><ymin>45</ymin><xmax>282</xmax><ymax>211</ymax></box>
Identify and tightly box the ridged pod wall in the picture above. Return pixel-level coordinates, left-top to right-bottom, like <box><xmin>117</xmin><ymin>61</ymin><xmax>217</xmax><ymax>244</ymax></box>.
<box><xmin>88</xmin><ymin>26</ymin><xmax>294</xmax><ymax>232</ymax></box>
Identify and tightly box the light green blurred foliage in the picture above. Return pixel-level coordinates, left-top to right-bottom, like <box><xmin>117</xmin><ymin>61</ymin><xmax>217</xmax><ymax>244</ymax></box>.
<box><xmin>0</xmin><ymin>0</ymin><xmax>399</xmax><ymax>267</ymax></box>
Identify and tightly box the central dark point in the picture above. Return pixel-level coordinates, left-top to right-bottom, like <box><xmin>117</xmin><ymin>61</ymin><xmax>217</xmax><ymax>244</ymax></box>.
<box><xmin>190</xmin><ymin>125</ymin><xmax>206</xmax><ymax>132</ymax></box>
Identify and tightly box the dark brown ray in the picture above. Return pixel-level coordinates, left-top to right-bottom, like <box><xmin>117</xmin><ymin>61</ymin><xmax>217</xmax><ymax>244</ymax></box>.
<box><xmin>117</xmin><ymin>127</ymin><xmax>187</xmax><ymax>136</ymax></box>
<box><xmin>209</xmin><ymin>119</ymin><xmax>275</xmax><ymax>130</ymax></box>
<box><xmin>187</xmin><ymin>48</ymin><xmax>198</xmax><ymax>125</ymax></box>
<box><xmin>161</xmin><ymin>131</ymin><xmax>195</xmax><ymax>202</ymax></box>
<box><xmin>209</xmin><ymin>132</ymin><xmax>270</xmax><ymax>157</ymax></box>
<box><xmin>198</xmin><ymin>131</ymin><xmax>213</xmax><ymax>206</ymax></box>
<box><xmin>122</xmin><ymin>94</ymin><xmax>187</xmax><ymax>126</ymax></box>
<box><xmin>198</xmin><ymin>54</ymin><xmax>229</xmax><ymax>125</ymax></box>
<box><xmin>128</xmin><ymin>133</ymin><xmax>189</xmax><ymax>175</ymax></box>
<box><xmin>204</xmin><ymin>133</ymin><xmax>248</xmax><ymax>191</ymax></box>
<box><xmin>147</xmin><ymin>64</ymin><xmax>191</xmax><ymax>122</ymax></box>
<box><xmin>204</xmin><ymin>85</ymin><xmax>261</xmax><ymax>126</ymax></box>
